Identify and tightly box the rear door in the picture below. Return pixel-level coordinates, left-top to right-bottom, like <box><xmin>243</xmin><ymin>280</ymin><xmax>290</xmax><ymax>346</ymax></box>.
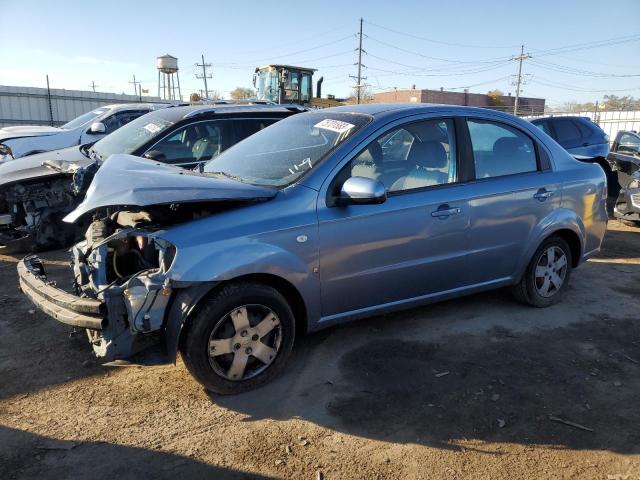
<box><xmin>464</xmin><ymin>117</ymin><xmax>561</xmax><ymax>285</ymax></box>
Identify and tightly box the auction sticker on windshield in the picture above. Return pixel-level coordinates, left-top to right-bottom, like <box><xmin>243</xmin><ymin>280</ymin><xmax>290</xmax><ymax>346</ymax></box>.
<box><xmin>143</xmin><ymin>123</ymin><xmax>162</xmax><ymax>134</ymax></box>
<box><xmin>314</xmin><ymin>119</ymin><xmax>355</xmax><ymax>134</ymax></box>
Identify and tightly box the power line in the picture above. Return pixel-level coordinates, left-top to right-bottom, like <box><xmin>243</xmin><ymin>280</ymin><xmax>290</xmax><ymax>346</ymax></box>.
<box><xmin>366</xmin><ymin>35</ymin><xmax>512</xmax><ymax>64</ymax></box>
<box><xmin>531</xmin><ymin>34</ymin><xmax>640</xmax><ymax>58</ymax></box>
<box><xmin>528</xmin><ymin>58</ymin><xmax>640</xmax><ymax>78</ymax></box>
<box><xmin>364</xmin><ymin>20</ymin><xmax>520</xmax><ymax>49</ymax></box>
<box><xmin>529</xmin><ymin>78</ymin><xmax>640</xmax><ymax>93</ymax></box>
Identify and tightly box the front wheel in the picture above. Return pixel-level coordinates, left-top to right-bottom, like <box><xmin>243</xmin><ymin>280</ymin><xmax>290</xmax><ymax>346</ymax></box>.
<box><xmin>181</xmin><ymin>282</ymin><xmax>295</xmax><ymax>395</ymax></box>
<box><xmin>512</xmin><ymin>236</ymin><xmax>572</xmax><ymax>308</ymax></box>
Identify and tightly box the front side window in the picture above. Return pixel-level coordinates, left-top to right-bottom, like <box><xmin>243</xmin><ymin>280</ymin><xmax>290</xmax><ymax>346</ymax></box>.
<box><xmin>149</xmin><ymin>120</ymin><xmax>225</xmax><ymax>165</ymax></box>
<box><xmin>102</xmin><ymin>110</ymin><xmax>147</xmax><ymax>134</ymax></box>
<box><xmin>618</xmin><ymin>132</ymin><xmax>640</xmax><ymax>154</ymax></box>
<box><xmin>468</xmin><ymin>119</ymin><xmax>537</xmax><ymax>179</ymax></box>
<box><xmin>343</xmin><ymin>119</ymin><xmax>457</xmax><ymax>193</ymax></box>
<box><xmin>203</xmin><ymin>112</ymin><xmax>370</xmax><ymax>187</ymax></box>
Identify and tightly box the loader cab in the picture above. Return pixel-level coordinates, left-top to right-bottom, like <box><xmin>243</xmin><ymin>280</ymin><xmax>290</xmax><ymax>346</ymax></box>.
<box><xmin>254</xmin><ymin>65</ymin><xmax>316</xmax><ymax>105</ymax></box>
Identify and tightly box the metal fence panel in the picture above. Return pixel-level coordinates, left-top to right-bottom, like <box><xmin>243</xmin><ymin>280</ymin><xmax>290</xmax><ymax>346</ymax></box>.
<box><xmin>0</xmin><ymin>85</ymin><xmax>166</xmax><ymax>127</ymax></box>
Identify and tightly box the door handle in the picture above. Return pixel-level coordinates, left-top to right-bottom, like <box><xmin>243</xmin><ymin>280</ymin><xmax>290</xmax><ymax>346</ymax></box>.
<box><xmin>533</xmin><ymin>189</ymin><xmax>554</xmax><ymax>201</ymax></box>
<box><xmin>582</xmin><ymin>142</ymin><xmax>590</xmax><ymax>147</ymax></box>
<box><xmin>431</xmin><ymin>205</ymin><xmax>461</xmax><ymax>218</ymax></box>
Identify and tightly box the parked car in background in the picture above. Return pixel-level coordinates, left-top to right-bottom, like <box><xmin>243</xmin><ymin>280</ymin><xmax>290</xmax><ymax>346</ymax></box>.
<box><xmin>0</xmin><ymin>104</ymin><xmax>304</xmax><ymax>252</ymax></box>
<box><xmin>18</xmin><ymin>104</ymin><xmax>608</xmax><ymax>394</ymax></box>
<box><xmin>530</xmin><ymin>116</ymin><xmax>616</xmax><ymax>192</ymax></box>
<box><xmin>607</xmin><ymin>130</ymin><xmax>640</xmax><ymax>226</ymax></box>
<box><xmin>0</xmin><ymin>103</ymin><xmax>172</xmax><ymax>161</ymax></box>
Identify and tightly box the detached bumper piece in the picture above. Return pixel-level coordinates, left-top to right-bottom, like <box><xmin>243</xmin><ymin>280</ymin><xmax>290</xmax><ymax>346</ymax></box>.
<box><xmin>18</xmin><ymin>255</ymin><xmax>105</xmax><ymax>330</ymax></box>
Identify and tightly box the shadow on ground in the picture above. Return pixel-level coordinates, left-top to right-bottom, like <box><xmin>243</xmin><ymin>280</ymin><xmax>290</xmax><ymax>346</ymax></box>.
<box><xmin>0</xmin><ymin>426</ymin><xmax>272</xmax><ymax>480</ymax></box>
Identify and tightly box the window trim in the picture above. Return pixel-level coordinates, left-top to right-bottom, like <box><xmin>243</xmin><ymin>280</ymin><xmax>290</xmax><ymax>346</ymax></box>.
<box><xmin>464</xmin><ymin>116</ymin><xmax>548</xmax><ymax>182</ymax></box>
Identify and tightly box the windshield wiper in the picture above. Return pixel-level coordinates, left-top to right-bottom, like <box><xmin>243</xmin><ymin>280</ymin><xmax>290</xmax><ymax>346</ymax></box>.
<box><xmin>205</xmin><ymin>171</ymin><xmax>244</xmax><ymax>182</ymax></box>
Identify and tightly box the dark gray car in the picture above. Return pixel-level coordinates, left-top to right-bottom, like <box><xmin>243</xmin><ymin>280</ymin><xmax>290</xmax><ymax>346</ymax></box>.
<box><xmin>0</xmin><ymin>104</ymin><xmax>303</xmax><ymax>252</ymax></box>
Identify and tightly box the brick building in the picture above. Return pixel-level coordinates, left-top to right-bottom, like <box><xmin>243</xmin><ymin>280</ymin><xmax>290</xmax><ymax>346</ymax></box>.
<box><xmin>370</xmin><ymin>88</ymin><xmax>545</xmax><ymax>115</ymax></box>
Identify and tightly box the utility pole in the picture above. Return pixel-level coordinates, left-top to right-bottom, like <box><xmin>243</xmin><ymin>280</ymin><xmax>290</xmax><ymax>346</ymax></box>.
<box><xmin>195</xmin><ymin>54</ymin><xmax>212</xmax><ymax>99</ymax></box>
<box><xmin>89</xmin><ymin>81</ymin><xmax>98</xmax><ymax>92</ymax></box>
<box><xmin>349</xmin><ymin>18</ymin><xmax>366</xmax><ymax>104</ymax></box>
<box><xmin>129</xmin><ymin>74</ymin><xmax>141</xmax><ymax>99</ymax></box>
<box><xmin>512</xmin><ymin>45</ymin><xmax>531</xmax><ymax>115</ymax></box>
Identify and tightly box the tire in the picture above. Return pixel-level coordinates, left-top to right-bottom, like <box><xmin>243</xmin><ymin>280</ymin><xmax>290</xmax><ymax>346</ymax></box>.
<box><xmin>181</xmin><ymin>282</ymin><xmax>296</xmax><ymax>395</ymax></box>
<box><xmin>512</xmin><ymin>236</ymin><xmax>573</xmax><ymax>308</ymax></box>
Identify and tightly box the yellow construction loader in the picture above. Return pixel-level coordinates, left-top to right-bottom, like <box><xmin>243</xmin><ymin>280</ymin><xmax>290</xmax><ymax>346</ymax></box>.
<box><xmin>253</xmin><ymin>65</ymin><xmax>344</xmax><ymax>108</ymax></box>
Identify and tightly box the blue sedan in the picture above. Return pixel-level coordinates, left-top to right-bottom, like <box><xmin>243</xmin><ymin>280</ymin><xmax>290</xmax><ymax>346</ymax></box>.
<box><xmin>19</xmin><ymin>104</ymin><xmax>608</xmax><ymax>394</ymax></box>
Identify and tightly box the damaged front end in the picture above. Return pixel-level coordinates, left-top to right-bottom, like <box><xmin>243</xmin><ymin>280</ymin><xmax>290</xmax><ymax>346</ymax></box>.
<box><xmin>0</xmin><ymin>160</ymin><xmax>96</xmax><ymax>253</ymax></box>
<box><xmin>71</xmin><ymin>215</ymin><xmax>178</xmax><ymax>360</ymax></box>
<box><xmin>19</xmin><ymin>211</ymin><xmax>178</xmax><ymax>362</ymax></box>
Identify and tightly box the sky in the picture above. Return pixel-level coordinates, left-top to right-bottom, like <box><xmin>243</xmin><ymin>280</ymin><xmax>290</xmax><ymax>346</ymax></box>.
<box><xmin>1</xmin><ymin>0</ymin><xmax>639</xmax><ymax>108</ymax></box>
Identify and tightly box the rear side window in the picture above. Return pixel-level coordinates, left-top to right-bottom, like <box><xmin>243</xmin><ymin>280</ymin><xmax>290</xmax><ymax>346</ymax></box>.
<box><xmin>534</xmin><ymin>120</ymin><xmax>552</xmax><ymax>136</ymax></box>
<box><xmin>553</xmin><ymin>119</ymin><xmax>582</xmax><ymax>143</ymax></box>
<box><xmin>467</xmin><ymin>119</ymin><xmax>537</xmax><ymax>179</ymax></box>
<box><xmin>233</xmin><ymin>119</ymin><xmax>279</xmax><ymax>142</ymax></box>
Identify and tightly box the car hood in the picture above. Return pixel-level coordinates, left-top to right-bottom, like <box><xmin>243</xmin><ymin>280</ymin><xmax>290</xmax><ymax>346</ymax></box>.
<box><xmin>0</xmin><ymin>125</ymin><xmax>64</xmax><ymax>139</ymax></box>
<box><xmin>0</xmin><ymin>146</ymin><xmax>92</xmax><ymax>188</ymax></box>
<box><xmin>64</xmin><ymin>154</ymin><xmax>278</xmax><ymax>223</ymax></box>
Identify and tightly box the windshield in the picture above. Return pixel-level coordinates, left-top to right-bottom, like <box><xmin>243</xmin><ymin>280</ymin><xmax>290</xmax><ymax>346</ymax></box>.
<box><xmin>61</xmin><ymin>107</ymin><xmax>109</xmax><ymax>129</ymax></box>
<box><xmin>203</xmin><ymin>112</ymin><xmax>370</xmax><ymax>187</ymax></box>
<box><xmin>92</xmin><ymin>113</ymin><xmax>174</xmax><ymax>160</ymax></box>
<box><xmin>255</xmin><ymin>69</ymin><xmax>279</xmax><ymax>103</ymax></box>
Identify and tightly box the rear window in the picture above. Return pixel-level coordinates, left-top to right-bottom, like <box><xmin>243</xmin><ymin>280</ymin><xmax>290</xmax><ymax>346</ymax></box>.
<box><xmin>554</xmin><ymin>119</ymin><xmax>582</xmax><ymax>142</ymax></box>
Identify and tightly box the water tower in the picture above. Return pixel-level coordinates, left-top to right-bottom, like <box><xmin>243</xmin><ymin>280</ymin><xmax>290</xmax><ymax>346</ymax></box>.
<box><xmin>157</xmin><ymin>54</ymin><xmax>181</xmax><ymax>101</ymax></box>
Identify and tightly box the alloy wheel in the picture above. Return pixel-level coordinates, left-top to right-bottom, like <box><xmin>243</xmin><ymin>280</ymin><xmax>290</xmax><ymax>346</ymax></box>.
<box><xmin>207</xmin><ymin>304</ymin><xmax>282</xmax><ymax>381</ymax></box>
<box><xmin>534</xmin><ymin>246</ymin><xmax>568</xmax><ymax>298</ymax></box>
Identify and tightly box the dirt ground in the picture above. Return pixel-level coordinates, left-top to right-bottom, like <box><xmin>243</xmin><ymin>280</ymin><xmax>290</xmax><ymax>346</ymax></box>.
<box><xmin>1</xmin><ymin>220</ymin><xmax>639</xmax><ymax>480</ymax></box>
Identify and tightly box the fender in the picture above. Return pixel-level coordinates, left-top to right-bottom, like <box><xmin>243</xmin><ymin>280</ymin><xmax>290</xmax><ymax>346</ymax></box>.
<box><xmin>514</xmin><ymin>207</ymin><xmax>586</xmax><ymax>282</ymax></box>
<box><xmin>162</xmin><ymin>241</ymin><xmax>320</xmax><ymax>361</ymax></box>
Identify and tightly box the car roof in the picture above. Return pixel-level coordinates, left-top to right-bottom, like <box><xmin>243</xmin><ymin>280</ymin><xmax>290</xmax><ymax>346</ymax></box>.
<box><xmin>319</xmin><ymin>102</ymin><xmax>524</xmax><ymax>122</ymax></box>
<box><xmin>104</xmin><ymin>103</ymin><xmax>175</xmax><ymax>111</ymax></box>
<box><xmin>141</xmin><ymin>104</ymin><xmax>306</xmax><ymax>122</ymax></box>
<box><xmin>531</xmin><ymin>116</ymin><xmax>591</xmax><ymax>122</ymax></box>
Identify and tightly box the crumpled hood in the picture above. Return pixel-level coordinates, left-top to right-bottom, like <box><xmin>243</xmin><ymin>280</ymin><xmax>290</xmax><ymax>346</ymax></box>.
<box><xmin>0</xmin><ymin>146</ymin><xmax>92</xmax><ymax>188</ymax></box>
<box><xmin>64</xmin><ymin>154</ymin><xmax>278</xmax><ymax>223</ymax></box>
<box><xmin>0</xmin><ymin>125</ymin><xmax>63</xmax><ymax>139</ymax></box>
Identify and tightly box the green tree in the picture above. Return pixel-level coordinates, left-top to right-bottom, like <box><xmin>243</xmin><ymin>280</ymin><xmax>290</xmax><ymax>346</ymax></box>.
<box><xmin>230</xmin><ymin>87</ymin><xmax>255</xmax><ymax>100</ymax></box>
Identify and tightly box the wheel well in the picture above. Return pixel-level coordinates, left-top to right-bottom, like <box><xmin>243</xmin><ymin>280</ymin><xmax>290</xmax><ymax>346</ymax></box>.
<box><xmin>551</xmin><ymin>229</ymin><xmax>582</xmax><ymax>267</ymax></box>
<box><xmin>204</xmin><ymin>273</ymin><xmax>309</xmax><ymax>335</ymax></box>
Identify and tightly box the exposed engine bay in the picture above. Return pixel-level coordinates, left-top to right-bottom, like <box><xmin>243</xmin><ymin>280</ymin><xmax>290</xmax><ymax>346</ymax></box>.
<box><xmin>71</xmin><ymin>202</ymin><xmax>243</xmax><ymax>360</ymax></box>
<box><xmin>0</xmin><ymin>177</ymin><xmax>80</xmax><ymax>252</ymax></box>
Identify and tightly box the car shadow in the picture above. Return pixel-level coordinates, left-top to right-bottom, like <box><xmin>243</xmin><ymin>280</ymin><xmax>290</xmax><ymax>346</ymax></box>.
<box><xmin>0</xmin><ymin>426</ymin><xmax>274</xmax><ymax>480</ymax></box>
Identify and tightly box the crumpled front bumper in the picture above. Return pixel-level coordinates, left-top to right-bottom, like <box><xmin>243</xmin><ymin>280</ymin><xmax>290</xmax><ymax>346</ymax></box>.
<box><xmin>17</xmin><ymin>255</ymin><xmax>105</xmax><ymax>330</ymax></box>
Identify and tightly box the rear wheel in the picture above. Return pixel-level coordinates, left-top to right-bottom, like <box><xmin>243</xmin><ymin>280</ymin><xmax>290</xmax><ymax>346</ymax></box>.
<box><xmin>181</xmin><ymin>282</ymin><xmax>295</xmax><ymax>395</ymax></box>
<box><xmin>512</xmin><ymin>236</ymin><xmax>572</xmax><ymax>307</ymax></box>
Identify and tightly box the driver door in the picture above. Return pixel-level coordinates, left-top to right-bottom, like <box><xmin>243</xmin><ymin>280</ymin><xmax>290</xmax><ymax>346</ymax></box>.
<box><xmin>316</xmin><ymin>118</ymin><xmax>472</xmax><ymax>320</ymax></box>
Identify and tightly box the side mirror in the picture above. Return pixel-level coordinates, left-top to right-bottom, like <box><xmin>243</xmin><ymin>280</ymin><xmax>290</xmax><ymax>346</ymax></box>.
<box><xmin>88</xmin><ymin>122</ymin><xmax>106</xmax><ymax>134</ymax></box>
<box><xmin>143</xmin><ymin>150</ymin><xmax>166</xmax><ymax>161</ymax></box>
<box><xmin>340</xmin><ymin>176</ymin><xmax>386</xmax><ymax>205</ymax></box>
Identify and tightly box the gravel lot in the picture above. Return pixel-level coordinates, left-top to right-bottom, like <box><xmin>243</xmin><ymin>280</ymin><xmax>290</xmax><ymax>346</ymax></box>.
<box><xmin>1</xmin><ymin>220</ymin><xmax>639</xmax><ymax>479</ymax></box>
